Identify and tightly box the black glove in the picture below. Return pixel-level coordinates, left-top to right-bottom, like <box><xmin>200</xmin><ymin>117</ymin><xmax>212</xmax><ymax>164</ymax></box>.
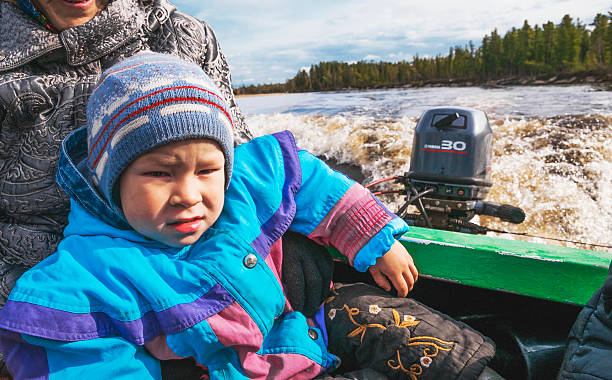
<box><xmin>281</xmin><ymin>231</ymin><xmax>333</xmax><ymax>318</ymax></box>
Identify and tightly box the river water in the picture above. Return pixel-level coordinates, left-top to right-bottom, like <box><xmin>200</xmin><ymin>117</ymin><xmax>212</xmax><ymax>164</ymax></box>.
<box><xmin>236</xmin><ymin>85</ymin><xmax>612</xmax><ymax>252</ymax></box>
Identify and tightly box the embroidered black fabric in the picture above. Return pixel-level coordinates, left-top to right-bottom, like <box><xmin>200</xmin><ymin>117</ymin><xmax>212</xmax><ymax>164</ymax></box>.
<box><xmin>324</xmin><ymin>283</ymin><xmax>496</xmax><ymax>380</ymax></box>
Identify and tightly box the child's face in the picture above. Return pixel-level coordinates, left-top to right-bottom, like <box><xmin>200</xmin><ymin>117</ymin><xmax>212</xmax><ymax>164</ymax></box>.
<box><xmin>119</xmin><ymin>139</ymin><xmax>225</xmax><ymax>247</ymax></box>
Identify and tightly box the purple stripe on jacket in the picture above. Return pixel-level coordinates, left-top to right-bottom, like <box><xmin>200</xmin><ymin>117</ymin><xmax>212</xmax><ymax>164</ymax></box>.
<box><xmin>251</xmin><ymin>131</ymin><xmax>302</xmax><ymax>259</ymax></box>
<box><xmin>0</xmin><ymin>330</ymin><xmax>49</xmax><ymax>379</ymax></box>
<box><xmin>0</xmin><ymin>284</ymin><xmax>233</xmax><ymax>345</ymax></box>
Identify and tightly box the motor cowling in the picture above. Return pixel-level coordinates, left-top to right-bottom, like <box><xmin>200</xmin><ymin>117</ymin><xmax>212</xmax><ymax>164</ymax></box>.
<box><xmin>408</xmin><ymin>107</ymin><xmax>493</xmax><ymax>200</ymax></box>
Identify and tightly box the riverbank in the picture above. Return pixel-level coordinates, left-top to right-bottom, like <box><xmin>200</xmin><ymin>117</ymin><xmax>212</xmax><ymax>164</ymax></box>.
<box><xmin>235</xmin><ymin>92</ymin><xmax>287</xmax><ymax>98</ymax></box>
<box><xmin>234</xmin><ymin>70</ymin><xmax>612</xmax><ymax>96</ymax></box>
<box><xmin>407</xmin><ymin>70</ymin><xmax>612</xmax><ymax>89</ymax></box>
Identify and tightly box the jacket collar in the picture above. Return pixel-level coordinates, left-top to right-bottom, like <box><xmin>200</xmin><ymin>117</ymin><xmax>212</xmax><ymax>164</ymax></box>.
<box><xmin>0</xmin><ymin>1</ymin><xmax>61</xmax><ymax>71</ymax></box>
<box><xmin>59</xmin><ymin>0</ymin><xmax>145</xmax><ymax>66</ymax></box>
<box><xmin>0</xmin><ymin>0</ymin><xmax>145</xmax><ymax>72</ymax></box>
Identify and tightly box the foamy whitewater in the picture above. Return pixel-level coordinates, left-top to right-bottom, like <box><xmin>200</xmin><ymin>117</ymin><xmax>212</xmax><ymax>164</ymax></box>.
<box><xmin>237</xmin><ymin>85</ymin><xmax>612</xmax><ymax>252</ymax></box>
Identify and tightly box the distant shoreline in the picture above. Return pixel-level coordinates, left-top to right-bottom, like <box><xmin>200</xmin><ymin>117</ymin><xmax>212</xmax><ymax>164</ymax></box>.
<box><xmin>234</xmin><ymin>70</ymin><xmax>612</xmax><ymax>97</ymax></box>
<box><xmin>405</xmin><ymin>70</ymin><xmax>612</xmax><ymax>89</ymax></box>
<box><xmin>235</xmin><ymin>92</ymin><xmax>287</xmax><ymax>98</ymax></box>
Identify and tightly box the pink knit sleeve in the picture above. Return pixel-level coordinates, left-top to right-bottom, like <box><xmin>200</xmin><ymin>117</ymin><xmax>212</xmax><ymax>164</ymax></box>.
<box><xmin>306</xmin><ymin>183</ymin><xmax>393</xmax><ymax>266</ymax></box>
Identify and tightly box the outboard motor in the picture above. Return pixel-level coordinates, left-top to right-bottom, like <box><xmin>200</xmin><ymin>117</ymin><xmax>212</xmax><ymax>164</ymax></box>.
<box><xmin>408</xmin><ymin>107</ymin><xmax>492</xmax><ymax>200</ymax></box>
<box><xmin>396</xmin><ymin>107</ymin><xmax>524</xmax><ymax>232</ymax></box>
<box><xmin>358</xmin><ymin>107</ymin><xmax>565</xmax><ymax>380</ymax></box>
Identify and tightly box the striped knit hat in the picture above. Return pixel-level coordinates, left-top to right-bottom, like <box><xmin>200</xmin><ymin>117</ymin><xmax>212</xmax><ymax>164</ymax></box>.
<box><xmin>87</xmin><ymin>52</ymin><xmax>234</xmax><ymax>215</ymax></box>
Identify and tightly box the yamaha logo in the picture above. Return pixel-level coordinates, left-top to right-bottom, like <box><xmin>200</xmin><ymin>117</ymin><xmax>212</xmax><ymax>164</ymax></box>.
<box><xmin>423</xmin><ymin>140</ymin><xmax>467</xmax><ymax>154</ymax></box>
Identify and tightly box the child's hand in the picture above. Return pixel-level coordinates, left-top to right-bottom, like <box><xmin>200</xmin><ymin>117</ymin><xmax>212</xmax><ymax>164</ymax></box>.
<box><xmin>368</xmin><ymin>240</ymin><xmax>418</xmax><ymax>297</ymax></box>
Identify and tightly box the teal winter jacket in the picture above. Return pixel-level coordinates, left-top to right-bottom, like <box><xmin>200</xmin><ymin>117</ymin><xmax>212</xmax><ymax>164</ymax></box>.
<box><xmin>0</xmin><ymin>130</ymin><xmax>408</xmax><ymax>379</ymax></box>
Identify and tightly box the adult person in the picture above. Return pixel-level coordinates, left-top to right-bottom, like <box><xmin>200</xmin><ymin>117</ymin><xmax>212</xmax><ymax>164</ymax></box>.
<box><xmin>0</xmin><ymin>0</ymin><xmax>252</xmax><ymax>376</ymax></box>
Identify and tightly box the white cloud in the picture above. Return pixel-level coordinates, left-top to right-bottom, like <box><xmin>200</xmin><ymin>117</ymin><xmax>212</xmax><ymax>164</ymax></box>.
<box><xmin>363</xmin><ymin>55</ymin><xmax>381</xmax><ymax>62</ymax></box>
<box><xmin>172</xmin><ymin>0</ymin><xmax>612</xmax><ymax>84</ymax></box>
<box><xmin>387</xmin><ymin>52</ymin><xmax>414</xmax><ymax>62</ymax></box>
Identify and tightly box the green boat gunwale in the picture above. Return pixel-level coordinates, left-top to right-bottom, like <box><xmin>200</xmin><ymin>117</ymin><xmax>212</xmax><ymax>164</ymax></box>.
<box><xmin>399</xmin><ymin>226</ymin><xmax>612</xmax><ymax>306</ymax></box>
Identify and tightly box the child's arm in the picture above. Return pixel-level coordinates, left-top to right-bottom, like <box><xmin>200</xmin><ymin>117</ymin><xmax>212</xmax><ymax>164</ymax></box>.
<box><xmin>289</xmin><ymin>148</ymin><xmax>418</xmax><ymax>295</ymax></box>
<box><xmin>369</xmin><ymin>240</ymin><xmax>419</xmax><ymax>297</ymax></box>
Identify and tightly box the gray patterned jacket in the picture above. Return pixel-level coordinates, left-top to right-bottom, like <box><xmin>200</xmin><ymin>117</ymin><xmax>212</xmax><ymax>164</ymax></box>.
<box><xmin>0</xmin><ymin>0</ymin><xmax>252</xmax><ymax>306</ymax></box>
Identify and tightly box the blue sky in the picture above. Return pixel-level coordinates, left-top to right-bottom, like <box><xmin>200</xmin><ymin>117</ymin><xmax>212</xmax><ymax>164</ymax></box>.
<box><xmin>172</xmin><ymin>0</ymin><xmax>612</xmax><ymax>86</ymax></box>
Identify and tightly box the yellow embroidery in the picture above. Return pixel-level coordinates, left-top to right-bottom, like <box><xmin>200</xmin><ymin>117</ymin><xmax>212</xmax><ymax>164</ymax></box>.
<box><xmin>393</xmin><ymin>309</ymin><xmax>420</xmax><ymax>328</ymax></box>
<box><xmin>337</xmin><ymin>302</ymin><xmax>454</xmax><ymax>378</ymax></box>
<box><xmin>410</xmin><ymin>336</ymin><xmax>454</xmax><ymax>346</ymax></box>
<box><xmin>388</xmin><ymin>337</ymin><xmax>453</xmax><ymax>378</ymax></box>
<box><xmin>341</xmin><ymin>304</ymin><xmax>422</xmax><ymax>342</ymax></box>
<box><xmin>324</xmin><ymin>286</ymin><xmax>340</xmax><ymax>304</ymax></box>
<box><xmin>388</xmin><ymin>351</ymin><xmax>423</xmax><ymax>380</ymax></box>
<box><xmin>341</xmin><ymin>304</ymin><xmax>387</xmax><ymax>342</ymax></box>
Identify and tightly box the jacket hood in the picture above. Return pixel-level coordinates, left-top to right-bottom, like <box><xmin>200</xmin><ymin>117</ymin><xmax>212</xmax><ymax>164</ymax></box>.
<box><xmin>56</xmin><ymin>126</ymin><xmax>132</xmax><ymax>231</ymax></box>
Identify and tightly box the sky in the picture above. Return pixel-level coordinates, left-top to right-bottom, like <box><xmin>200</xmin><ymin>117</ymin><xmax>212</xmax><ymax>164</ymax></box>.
<box><xmin>171</xmin><ymin>0</ymin><xmax>612</xmax><ymax>86</ymax></box>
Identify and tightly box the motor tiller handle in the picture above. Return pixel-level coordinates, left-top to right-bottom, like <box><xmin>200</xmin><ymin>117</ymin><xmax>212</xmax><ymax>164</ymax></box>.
<box><xmin>475</xmin><ymin>201</ymin><xmax>526</xmax><ymax>224</ymax></box>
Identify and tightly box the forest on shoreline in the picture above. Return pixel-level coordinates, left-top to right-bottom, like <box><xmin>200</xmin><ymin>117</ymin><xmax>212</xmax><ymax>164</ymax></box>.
<box><xmin>234</xmin><ymin>12</ymin><xmax>612</xmax><ymax>95</ymax></box>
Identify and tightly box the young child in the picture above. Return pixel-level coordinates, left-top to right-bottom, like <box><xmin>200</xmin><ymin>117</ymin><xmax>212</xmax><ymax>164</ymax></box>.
<box><xmin>0</xmin><ymin>53</ymin><xmax>494</xmax><ymax>379</ymax></box>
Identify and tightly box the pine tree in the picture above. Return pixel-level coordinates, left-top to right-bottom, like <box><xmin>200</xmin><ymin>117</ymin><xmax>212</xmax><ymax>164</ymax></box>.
<box><xmin>557</xmin><ymin>15</ymin><xmax>581</xmax><ymax>70</ymax></box>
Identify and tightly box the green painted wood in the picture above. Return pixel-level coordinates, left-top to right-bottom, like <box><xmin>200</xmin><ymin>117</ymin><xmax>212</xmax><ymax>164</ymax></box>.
<box><xmin>400</xmin><ymin>226</ymin><xmax>612</xmax><ymax>305</ymax></box>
